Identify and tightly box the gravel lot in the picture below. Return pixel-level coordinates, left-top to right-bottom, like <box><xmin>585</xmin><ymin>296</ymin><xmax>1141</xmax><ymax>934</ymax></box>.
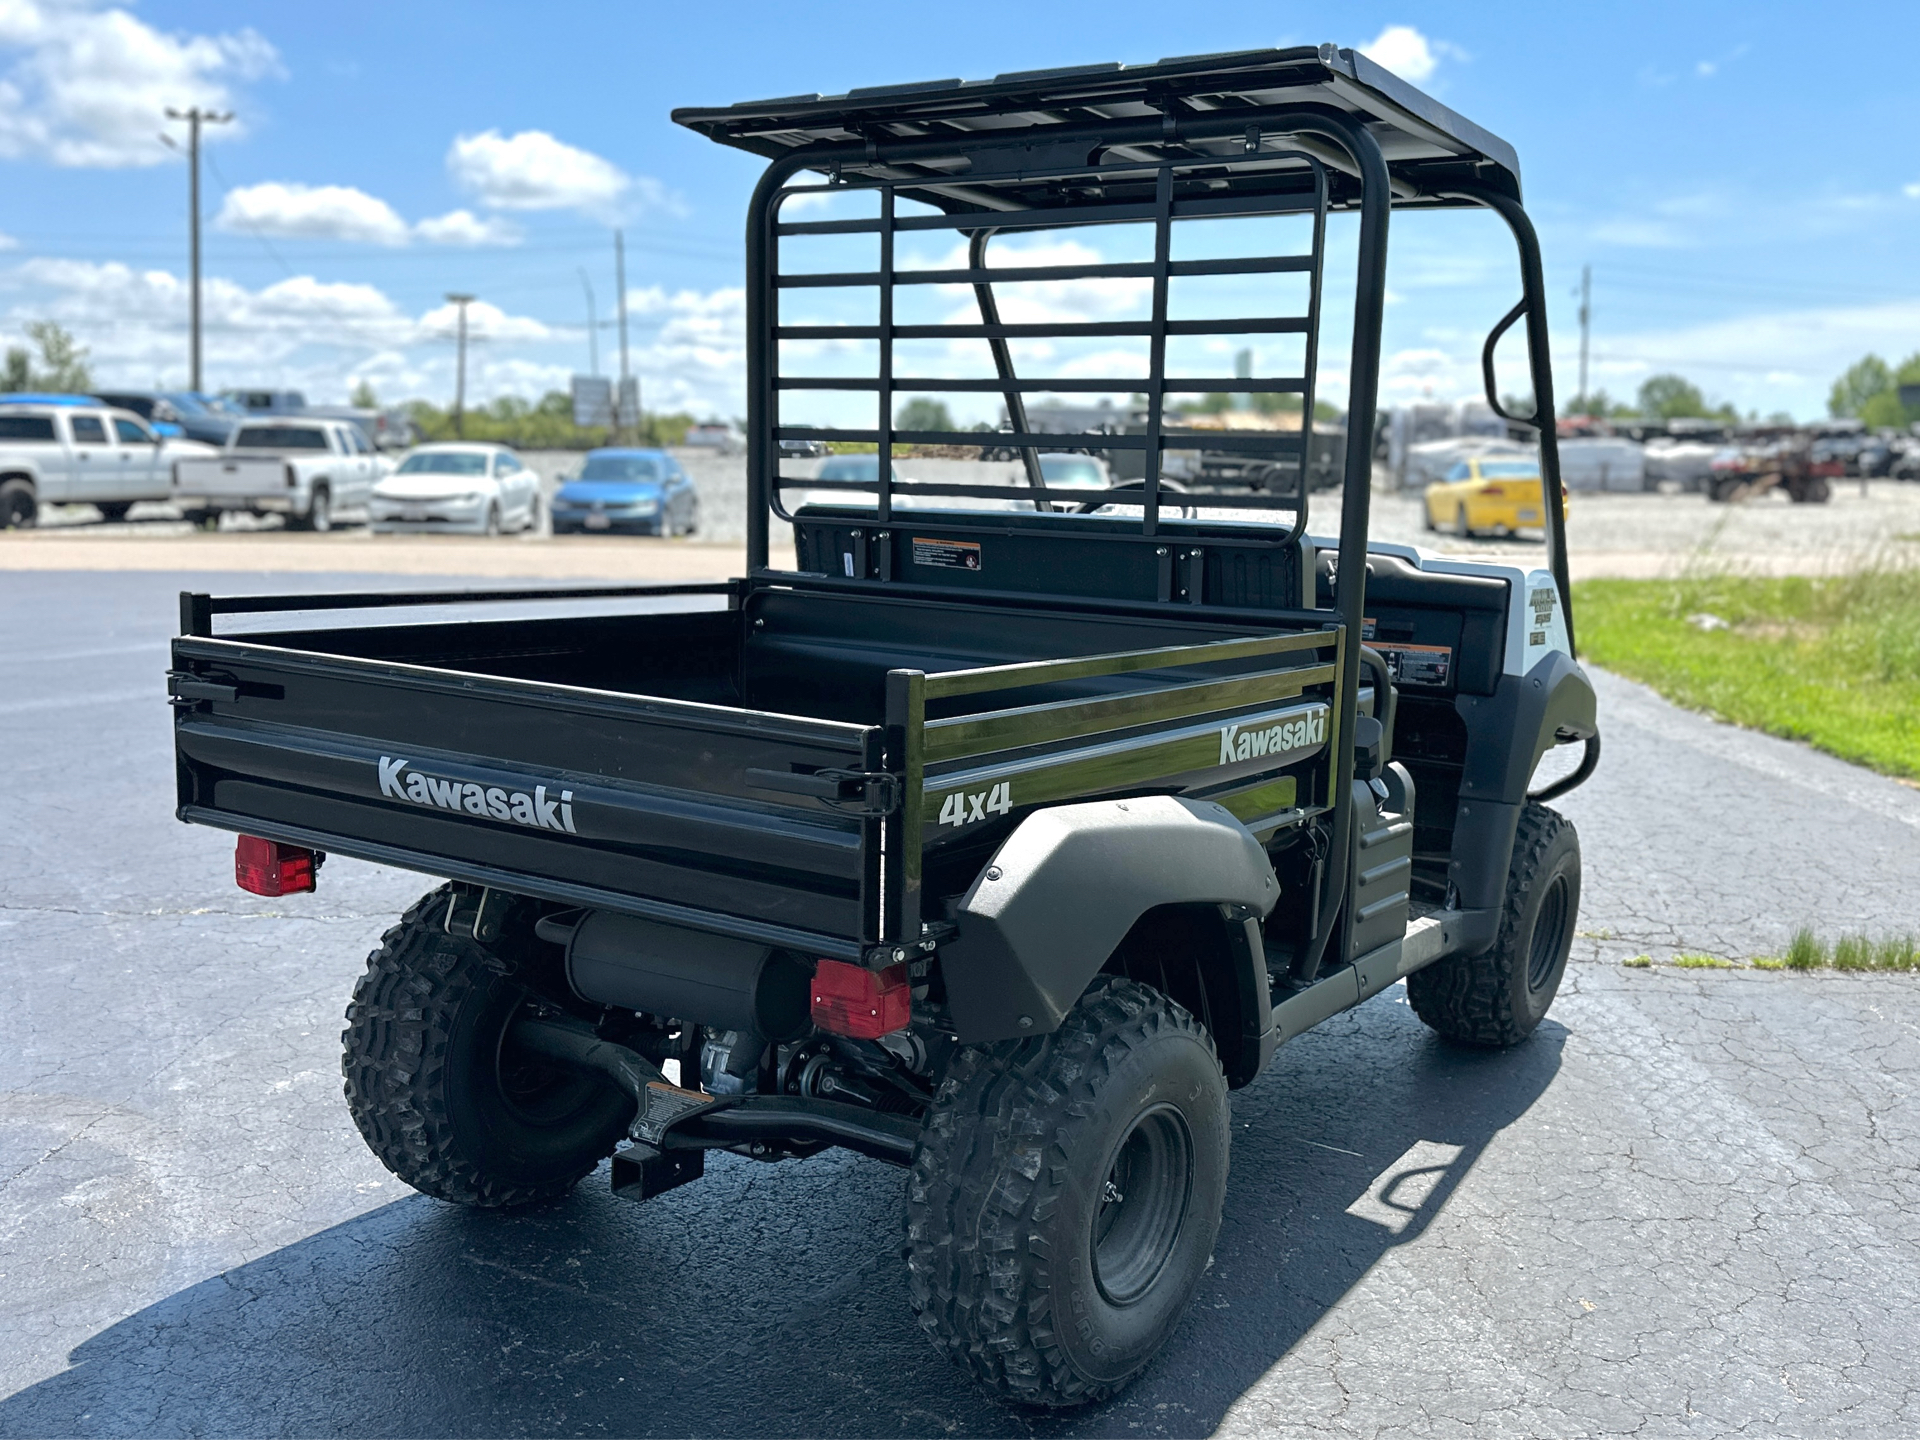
<box><xmin>1</xmin><ymin>570</ymin><xmax>1915</xmax><ymax>1438</ymax></box>
<box><xmin>12</xmin><ymin>453</ymin><xmax>1920</xmax><ymax>581</ymax></box>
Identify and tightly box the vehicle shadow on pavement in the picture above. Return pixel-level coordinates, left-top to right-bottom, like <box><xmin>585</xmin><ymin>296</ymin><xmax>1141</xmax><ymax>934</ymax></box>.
<box><xmin>0</xmin><ymin>989</ymin><xmax>1562</xmax><ymax>1440</ymax></box>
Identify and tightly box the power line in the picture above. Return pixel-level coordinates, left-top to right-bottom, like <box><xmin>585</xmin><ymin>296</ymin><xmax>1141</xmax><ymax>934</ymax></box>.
<box><xmin>198</xmin><ymin>148</ymin><xmax>296</xmax><ymax>279</ymax></box>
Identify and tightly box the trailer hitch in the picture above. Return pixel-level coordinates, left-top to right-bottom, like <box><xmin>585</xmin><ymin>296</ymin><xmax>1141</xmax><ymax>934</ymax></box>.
<box><xmin>508</xmin><ymin>1014</ymin><xmax>921</xmax><ymax>1169</ymax></box>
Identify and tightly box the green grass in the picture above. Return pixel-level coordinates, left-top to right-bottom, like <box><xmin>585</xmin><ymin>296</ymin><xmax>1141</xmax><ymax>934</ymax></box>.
<box><xmin>1785</xmin><ymin>927</ymin><xmax>1827</xmax><ymax>970</ymax></box>
<box><xmin>1619</xmin><ymin>928</ymin><xmax>1917</xmax><ymax>972</ymax></box>
<box><xmin>1573</xmin><ymin>571</ymin><xmax>1920</xmax><ymax>779</ymax></box>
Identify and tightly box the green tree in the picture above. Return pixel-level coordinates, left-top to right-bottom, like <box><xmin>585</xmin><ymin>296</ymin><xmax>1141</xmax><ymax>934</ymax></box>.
<box><xmin>1837</xmin><ymin>352</ymin><xmax>1920</xmax><ymax>428</ymax></box>
<box><xmin>1563</xmin><ymin>389</ymin><xmax>1626</xmax><ymax>419</ymax></box>
<box><xmin>1636</xmin><ymin>373</ymin><xmax>1712</xmax><ymax>421</ymax></box>
<box><xmin>895</xmin><ymin>397</ymin><xmax>955</xmax><ymax>433</ymax></box>
<box><xmin>350</xmin><ymin>379</ymin><xmax>379</xmax><ymax>408</ymax></box>
<box><xmin>1828</xmin><ymin>354</ymin><xmax>1893</xmax><ymax>419</ymax></box>
<box><xmin>403</xmin><ymin>390</ymin><xmax>696</xmax><ymax>449</ymax></box>
<box><xmin>1</xmin><ymin>321</ymin><xmax>92</xmax><ymax>393</ymax></box>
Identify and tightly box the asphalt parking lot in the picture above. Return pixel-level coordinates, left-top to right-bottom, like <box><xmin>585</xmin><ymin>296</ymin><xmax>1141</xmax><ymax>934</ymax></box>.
<box><xmin>1</xmin><ymin>568</ymin><xmax>1917</xmax><ymax>1438</ymax></box>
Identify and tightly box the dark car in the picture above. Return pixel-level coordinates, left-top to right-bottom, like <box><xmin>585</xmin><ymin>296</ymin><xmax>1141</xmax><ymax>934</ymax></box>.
<box><xmin>550</xmin><ymin>448</ymin><xmax>699</xmax><ymax>536</ymax></box>
<box><xmin>94</xmin><ymin>391</ymin><xmax>241</xmax><ymax>446</ymax></box>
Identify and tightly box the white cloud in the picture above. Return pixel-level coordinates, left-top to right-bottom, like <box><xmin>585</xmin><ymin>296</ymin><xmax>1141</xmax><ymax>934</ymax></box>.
<box><xmin>414</xmin><ymin>297</ymin><xmax>550</xmax><ymax>344</ymax></box>
<box><xmin>624</xmin><ymin>284</ymin><xmax>749</xmax><ymax>413</ymax></box>
<box><xmin>1905</xmin><ymin>182</ymin><xmax>1920</xmax><ymax>200</ymax></box>
<box><xmin>0</xmin><ymin>231</ymin><xmax>16</xmax><ymax>250</ymax></box>
<box><xmin>1360</xmin><ymin>26</ymin><xmax>1443</xmax><ymax>83</ymax></box>
<box><xmin>413</xmin><ymin>209</ymin><xmax>521</xmax><ymax>247</ymax></box>
<box><xmin>0</xmin><ymin>1</ymin><xmax>277</xmax><ymax>168</ymax></box>
<box><xmin>216</xmin><ymin>182</ymin><xmax>410</xmax><ymax>246</ymax></box>
<box><xmin>0</xmin><ymin>255</ymin><xmax>558</xmax><ymax>401</ymax></box>
<box><xmin>216</xmin><ymin>186</ymin><xmax>525</xmax><ymax>248</ymax></box>
<box><xmin>447</xmin><ymin>129</ymin><xmax>636</xmax><ymax>216</ymax></box>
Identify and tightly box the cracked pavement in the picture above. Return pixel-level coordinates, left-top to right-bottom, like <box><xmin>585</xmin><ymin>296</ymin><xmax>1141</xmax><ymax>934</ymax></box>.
<box><xmin>1</xmin><ymin>569</ymin><xmax>1916</xmax><ymax>1438</ymax></box>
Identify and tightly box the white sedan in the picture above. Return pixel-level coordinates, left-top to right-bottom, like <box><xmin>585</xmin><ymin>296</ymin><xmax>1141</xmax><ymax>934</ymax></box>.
<box><xmin>369</xmin><ymin>443</ymin><xmax>541</xmax><ymax>535</ymax></box>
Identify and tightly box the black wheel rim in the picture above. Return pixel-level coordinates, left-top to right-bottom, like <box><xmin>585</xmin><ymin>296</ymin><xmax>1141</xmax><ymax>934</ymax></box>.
<box><xmin>1527</xmin><ymin>873</ymin><xmax>1572</xmax><ymax>991</ymax></box>
<box><xmin>492</xmin><ymin>997</ymin><xmax>603</xmax><ymax>1126</ymax></box>
<box><xmin>1091</xmin><ymin>1103</ymin><xmax>1194</xmax><ymax>1306</ymax></box>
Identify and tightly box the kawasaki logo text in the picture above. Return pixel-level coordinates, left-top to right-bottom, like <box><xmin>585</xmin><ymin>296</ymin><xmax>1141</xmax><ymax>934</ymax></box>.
<box><xmin>1219</xmin><ymin>709</ymin><xmax>1327</xmax><ymax>765</ymax></box>
<box><xmin>378</xmin><ymin>757</ymin><xmax>576</xmax><ymax>834</ymax></box>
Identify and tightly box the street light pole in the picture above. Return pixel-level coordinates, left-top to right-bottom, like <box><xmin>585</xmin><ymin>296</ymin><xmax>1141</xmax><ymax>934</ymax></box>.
<box><xmin>164</xmin><ymin>106</ymin><xmax>232</xmax><ymax>393</ymax></box>
<box><xmin>1577</xmin><ymin>263</ymin><xmax>1591</xmax><ymax>409</ymax></box>
<box><xmin>578</xmin><ymin>268</ymin><xmax>599</xmax><ymax>377</ymax></box>
<box><xmin>445</xmin><ymin>292</ymin><xmax>475</xmax><ymax>438</ymax></box>
<box><xmin>614</xmin><ymin>228</ymin><xmax>634</xmax><ymax>443</ymax></box>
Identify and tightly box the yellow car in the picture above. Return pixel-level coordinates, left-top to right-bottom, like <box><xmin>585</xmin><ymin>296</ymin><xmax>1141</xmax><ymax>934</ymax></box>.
<box><xmin>1423</xmin><ymin>457</ymin><xmax>1567</xmax><ymax>537</ymax></box>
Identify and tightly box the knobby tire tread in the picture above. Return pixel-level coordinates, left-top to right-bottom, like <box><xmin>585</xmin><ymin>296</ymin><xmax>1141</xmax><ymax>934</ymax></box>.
<box><xmin>905</xmin><ymin>975</ymin><xmax>1217</xmax><ymax>1408</ymax></box>
<box><xmin>340</xmin><ymin>885</ymin><xmax>601</xmax><ymax>1209</ymax></box>
<box><xmin>1407</xmin><ymin>802</ymin><xmax>1573</xmax><ymax>1047</ymax></box>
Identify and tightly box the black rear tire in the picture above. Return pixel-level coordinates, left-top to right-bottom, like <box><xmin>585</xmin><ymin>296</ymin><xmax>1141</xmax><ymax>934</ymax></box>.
<box><xmin>341</xmin><ymin>886</ymin><xmax>633</xmax><ymax>1207</ymax></box>
<box><xmin>291</xmin><ymin>485</ymin><xmax>331</xmax><ymax>533</ymax></box>
<box><xmin>1</xmin><ymin>478</ymin><xmax>36</xmax><ymax>529</ymax></box>
<box><xmin>1408</xmin><ymin>803</ymin><xmax>1580</xmax><ymax>1047</ymax></box>
<box><xmin>906</xmin><ymin>975</ymin><xmax>1228</xmax><ymax>1407</ymax></box>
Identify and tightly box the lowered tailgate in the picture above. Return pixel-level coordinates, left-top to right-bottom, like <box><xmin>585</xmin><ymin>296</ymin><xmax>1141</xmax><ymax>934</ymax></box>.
<box><xmin>169</xmin><ymin>624</ymin><xmax>888</xmax><ymax>958</ymax></box>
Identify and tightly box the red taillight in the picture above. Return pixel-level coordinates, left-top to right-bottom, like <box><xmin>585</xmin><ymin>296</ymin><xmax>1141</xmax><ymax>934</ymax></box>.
<box><xmin>234</xmin><ymin>835</ymin><xmax>317</xmax><ymax>896</ymax></box>
<box><xmin>1479</xmin><ymin>484</ymin><xmax>1506</xmax><ymax>497</ymax></box>
<box><xmin>810</xmin><ymin>959</ymin><xmax>911</xmax><ymax>1039</ymax></box>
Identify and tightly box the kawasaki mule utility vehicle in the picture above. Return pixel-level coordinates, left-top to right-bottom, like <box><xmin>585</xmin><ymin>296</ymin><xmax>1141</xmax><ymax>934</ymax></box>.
<box><xmin>167</xmin><ymin>47</ymin><xmax>1598</xmax><ymax>1407</ymax></box>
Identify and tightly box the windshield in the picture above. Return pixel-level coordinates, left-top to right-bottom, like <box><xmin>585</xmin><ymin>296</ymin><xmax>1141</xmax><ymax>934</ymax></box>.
<box><xmin>578</xmin><ymin>455</ymin><xmax>661</xmax><ymax>482</ymax></box>
<box><xmin>159</xmin><ymin>393</ymin><xmax>214</xmax><ymax>416</ymax></box>
<box><xmin>236</xmin><ymin>425</ymin><xmax>329</xmax><ymax>450</ymax></box>
<box><xmin>1477</xmin><ymin>461</ymin><xmax>1540</xmax><ymax>479</ymax></box>
<box><xmin>1039</xmin><ymin>455</ymin><xmax>1106</xmax><ymax>487</ymax></box>
<box><xmin>396</xmin><ymin>451</ymin><xmax>489</xmax><ymax>476</ymax></box>
<box><xmin>817</xmin><ymin>455</ymin><xmax>899</xmax><ymax>483</ymax></box>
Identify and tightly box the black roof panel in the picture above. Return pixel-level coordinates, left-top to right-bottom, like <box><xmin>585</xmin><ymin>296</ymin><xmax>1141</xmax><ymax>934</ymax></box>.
<box><xmin>674</xmin><ymin>44</ymin><xmax>1522</xmax><ymax>206</ymax></box>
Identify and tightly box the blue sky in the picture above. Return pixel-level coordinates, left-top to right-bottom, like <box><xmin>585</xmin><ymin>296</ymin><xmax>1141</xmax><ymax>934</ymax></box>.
<box><xmin>0</xmin><ymin>0</ymin><xmax>1913</xmax><ymax>421</ymax></box>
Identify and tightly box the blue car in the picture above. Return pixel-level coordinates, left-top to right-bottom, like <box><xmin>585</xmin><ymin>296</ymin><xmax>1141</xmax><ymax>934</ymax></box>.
<box><xmin>550</xmin><ymin>448</ymin><xmax>700</xmax><ymax>536</ymax></box>
<box><xmin>94</xmin><ymin>390</ymin><xmax>242</xmax><ymax>446</ymax></box>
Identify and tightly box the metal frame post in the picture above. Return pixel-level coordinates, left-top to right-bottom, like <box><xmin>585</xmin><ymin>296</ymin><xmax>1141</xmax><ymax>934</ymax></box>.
<box><xmin>1443</xmin><ymin>184</ymin><xmax>1575</xmax><ymax>655</ymax></box>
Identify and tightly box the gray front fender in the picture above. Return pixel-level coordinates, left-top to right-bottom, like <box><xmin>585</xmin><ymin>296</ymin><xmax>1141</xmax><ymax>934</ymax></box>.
<box><xmin>938</xmin><ymin>795</ymin><xmax>1279</xmax><ymax>1043</ymax></box>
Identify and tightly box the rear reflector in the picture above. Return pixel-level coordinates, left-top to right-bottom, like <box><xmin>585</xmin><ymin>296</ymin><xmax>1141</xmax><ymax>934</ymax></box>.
<box><xmin>234</xmin><ymin>835</ymin><xmax>317</xmax><ymax>896</ymax></box>
<box><xmin>810</xmin><ymin>959</ymin><xmax>910</xmax><ymax>1039</ymax></box>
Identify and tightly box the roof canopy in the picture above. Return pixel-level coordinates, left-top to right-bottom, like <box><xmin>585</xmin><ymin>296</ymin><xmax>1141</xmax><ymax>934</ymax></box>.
<box><xmin>673</xmin><ymin>44</ymin><xmax>1522</xmax><ymax>213</ymax></box>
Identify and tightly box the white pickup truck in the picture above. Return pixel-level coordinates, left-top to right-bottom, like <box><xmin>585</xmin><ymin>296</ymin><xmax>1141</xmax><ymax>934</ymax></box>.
<box><xmin>172</xmin><ymin>417</ymin><xmax>385</xmax><ymax>532</ymax></box>
<box><xmin>0</xmin><ymin>401</ymin><xmax>217</xmax><ymax>527</ymax></box>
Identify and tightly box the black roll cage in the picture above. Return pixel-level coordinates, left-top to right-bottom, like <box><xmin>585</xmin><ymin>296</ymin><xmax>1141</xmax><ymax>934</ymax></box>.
<box><xmin>682</xmin><ymin>47</ymin><xmax>1574</xmax><ymax>973</ymax></box>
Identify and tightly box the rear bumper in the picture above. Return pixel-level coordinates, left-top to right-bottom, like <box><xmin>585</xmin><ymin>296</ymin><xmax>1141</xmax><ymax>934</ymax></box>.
<box><xmin>369</xmin><ymin>497</ymin><xmax>493</xmax><ymax>532</ymax></box>
<box><xmin>175</xmin><ymin>495</ymin><xmax>297</xmax><ymax>513</ymax></box>
<box><xmin>551</xmin><ymin>511</ymin><xmax>662</xmax><ymax>535</ymax></box>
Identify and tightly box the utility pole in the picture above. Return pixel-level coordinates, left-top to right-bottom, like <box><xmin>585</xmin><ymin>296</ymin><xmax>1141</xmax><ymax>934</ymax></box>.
<box><xmin>445</xmin><ymin>292</ymin><xmax>475</xmax><ymax>438</ymax></box>
<box><xmin>1577</xmin><ymin>263</ymin><xmax>1591</xmax><ymax>410</ymax></box>
<box><xmin>614</xmin><ymin>228</ymin><xmax>635</xmax><ymax>442</ymax></box>
<box><xmin>578</xmin><ymin>268</ymin><xmax>599</xmax><ymax>376</ymax></box>
<box><xmin>164</xmin><ymin>106</ymin><xmax>232</xmax><ymax>392</ymax></box>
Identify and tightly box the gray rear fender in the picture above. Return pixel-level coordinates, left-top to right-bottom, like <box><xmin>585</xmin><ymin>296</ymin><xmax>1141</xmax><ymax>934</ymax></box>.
<box><xmin>938</xmin><ymin>795</ymin><xmax>1279</xmax><ymax>1051</ymax></box>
